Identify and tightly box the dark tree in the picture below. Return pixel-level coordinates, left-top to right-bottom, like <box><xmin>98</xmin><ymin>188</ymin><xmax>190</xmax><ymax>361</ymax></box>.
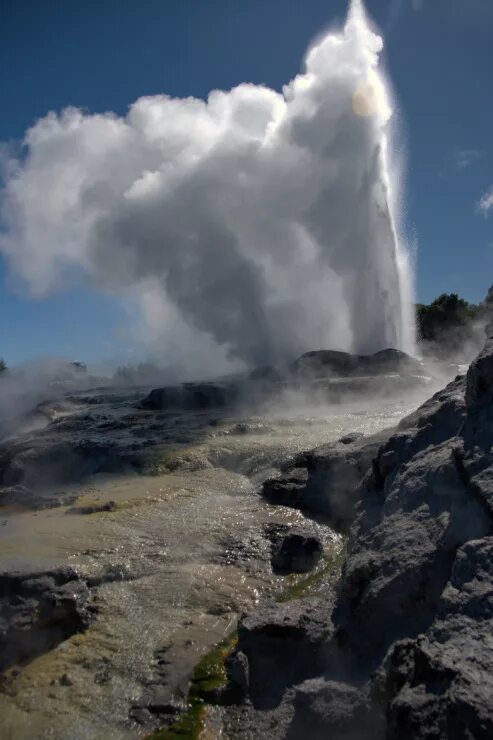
<box><xmin>416</xmin><ymin>293</ymin><xmax>478</xmax><ymax>342</ymax></box>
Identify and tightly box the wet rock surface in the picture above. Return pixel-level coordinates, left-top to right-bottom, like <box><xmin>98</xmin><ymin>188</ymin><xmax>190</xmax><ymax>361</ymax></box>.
<box><xmin>0</xmin><ymin>349</ymin><xmax>441</xmax><ymax>737</ymax></box>
<box><xmin>222</xmin><ymin>336</ymin><xmax>493</xmax><ymax>739</ymax></box>
<box><xmin>235</xmin><ymin>598</ymin><xmax>334</xmax><ymax>710</ymax></box>
<box><xmin>289</xmin><ymin>348</ymin><xmax>424</xmax><ymax>379</ymax></box>
<box><xmin>271</xmin><ymin>532</ymin><xmax>323</xmax><ymax>574</ymax></box>
<box><xmin>0</xmin><ymin>567</ymin><xmax>96</xmax><ymax>671</ymax></box>
<box><xmin>261</xmin><ymin>429</ymin><xmax>389</xmax><ymax>529</ymax></box>
<box><xmin>139</xmin><ymin>349</ymin><xmax>427</xmax><ymax>412</ymax></box>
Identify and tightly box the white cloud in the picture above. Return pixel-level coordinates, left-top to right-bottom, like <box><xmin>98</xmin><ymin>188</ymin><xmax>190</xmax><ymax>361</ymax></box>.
<box><xmin>454</xmin><ymin>149</ymin><xmax>481</xmax><ymax>170</ymax></box>
<box><xmin>477</xmin><ymin>187</ymin><xmax>493</xmax><ymax>216</ymax></box>
<box><xmin>0</xmin><ymin>0</ymin><xmax>414</xmax><ymax>372</ymax></box>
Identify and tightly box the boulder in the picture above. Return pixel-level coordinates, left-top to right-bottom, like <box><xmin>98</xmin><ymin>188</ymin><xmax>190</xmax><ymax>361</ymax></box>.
<box><xmin>271</xmin><ymin>533</ymin><xmax>323</xmax><ymax>574</ymax></box>
<box><xmin>289</xmin><ymin>348</ymin><xmax>423</xmax><ymax>380</ymax></box>
<box><xmin>261</xmin><ymin>430</ymin><xmax>389</xmax><ymax>530</ymax></box>
<box><xmin>233</xmin><ymin>337</ymin><xmax>493</xmax><ymax>739</ymax></box>
<box><xmin>138</xmin><ymin>382</ymin><xmax>240</xmax><ymax>411</ymax></box>
<box><xmin>288</xmin><ymin>678</ymin><xmax>383</xmax><ymax>740</ymax></box>
<box><xmin>233</xmin><ymin>598</ymin><xmax>333</xmax><ymax>709</ymax></box>
<box><xmin>0</xmin><ymin>567</ymin><xmax>96</xmax><ymax>670</ymax></box>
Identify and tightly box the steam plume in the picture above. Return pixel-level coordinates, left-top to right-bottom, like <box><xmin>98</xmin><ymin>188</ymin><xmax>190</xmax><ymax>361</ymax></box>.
<box><xmin>0</xmin><ymin>0</ymin><xmax>414</xmax><ymax>370</ymax></box>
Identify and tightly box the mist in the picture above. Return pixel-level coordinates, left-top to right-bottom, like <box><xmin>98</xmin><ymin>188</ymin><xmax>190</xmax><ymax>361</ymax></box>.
<box><xmin>0</xmin><ymin>0</ymin><xmax>414</xmax><ymax>373</ymax></box>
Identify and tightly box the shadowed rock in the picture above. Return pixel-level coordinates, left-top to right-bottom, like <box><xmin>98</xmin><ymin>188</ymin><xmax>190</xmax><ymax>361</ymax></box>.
<box><xmin>226</xmin><ymin>335</ymin><xmax>493</xmax><ymax>739</ymax></box>
<box><xmin>0</xmin><ymin>567</ymin><xmax>96</xmax><ymax>671</ymax></box>
<box><xmin>271</xmin><ymin>533</ymin><xmax>323</xmax><ymax>574</ymax></box>
<box><xmin>261</xmin><ymin>430</ymin><xmax>389</xmax><ymax>529</ymax></box>
<box><xmin>235</xmin><ymin>599</ymin><xmax>333</xmax><ymax>710</ymax></box>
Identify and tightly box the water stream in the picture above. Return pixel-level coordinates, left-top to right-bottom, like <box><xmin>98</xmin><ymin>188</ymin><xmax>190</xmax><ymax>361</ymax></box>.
<box><xmin>0</xmin><ymin>391</ymin><xmax>430</xmax><ymax>739</ymax></box>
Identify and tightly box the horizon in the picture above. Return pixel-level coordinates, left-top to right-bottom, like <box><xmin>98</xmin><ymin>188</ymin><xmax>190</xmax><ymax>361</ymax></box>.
<box><xmin>1</xmin><ymin>0</ymin><xmax>492</xmax><ymax>367</ymax></box>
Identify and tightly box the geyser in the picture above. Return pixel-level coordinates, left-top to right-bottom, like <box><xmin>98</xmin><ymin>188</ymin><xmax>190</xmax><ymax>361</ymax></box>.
<box><xmin>0</xmin><ymin>0</ymin><xmax>414</xmax><ymax>370</ymax></box>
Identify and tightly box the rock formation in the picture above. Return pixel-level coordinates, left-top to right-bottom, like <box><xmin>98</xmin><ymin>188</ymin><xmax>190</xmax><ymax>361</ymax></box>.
<box><xmin>226</xmin><ymin>332</ymin><xmax>493</xmax><ymax>738</ymax></box>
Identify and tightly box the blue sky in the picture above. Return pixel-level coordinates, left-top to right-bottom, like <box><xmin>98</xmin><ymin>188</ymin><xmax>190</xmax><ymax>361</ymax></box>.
<box><xmin>0</xmin><ymin>0</ymin><xmax>492</xmax><ymax>365</ymax></box>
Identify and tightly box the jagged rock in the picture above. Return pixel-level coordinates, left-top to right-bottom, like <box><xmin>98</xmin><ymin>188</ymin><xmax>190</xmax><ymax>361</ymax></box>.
<box><xmin>139</xmin><ymin>349</ymin><xmax>428</xmax><ymax>414</ymax></box>
<box><xmin>233</xmin><ymin>598</ymin><xmax>333</xmax><ymax>710</ymax></box>
<box><xmin>233</xmin><ymin>339</ymin><xmax>493</xmax><ymax>739</ymax></box>
<box><xmin>288</xmin><ymin>678</ymin><xmax>383</xmax><ymax>740</ymax></box>
<box><xmin>262</xmin><ymin>468</ymin><xmax>309</xmax><ymax>509</ymax></box>
<box><xmin>0</xmin><ymin>567</ymin><xmax>96</xmax><ymax>670</ymax></box>
<box><xmin>271</xmin><ymin>533</ymin><xmax>323</xmax><ymax>574</ymax></box>
<box><xmin>225</xmin><ymin>650</ymin><xmax>249</xmax><ymax>697</ymax></box>
<box><xmin>261</xmin><ymin>430</ymin><xmax>389</xmax><ymax>529</ymax></box>
<box><xmin>328</xmin><ymin>345</ymin><xmax>493</xmax><ymax>735</ymax></box>
<box><xmin>289</xmin><ymin>348</ymin><xmax>423</xmax><ymax>379</ymax></box>
<box><xmin>139</xmin><ymin>382</ymin><xmax>240</xmax><ymax>411</ymax></box>
<box><xmin>0</xmin><ymin>438</ymin><xmax>131</xmax><ymax>489</ymax></box>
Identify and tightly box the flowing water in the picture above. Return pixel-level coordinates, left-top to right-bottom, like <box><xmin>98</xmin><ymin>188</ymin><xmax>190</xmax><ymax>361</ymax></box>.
<box><xmin>0</xmin><ymin>386</ymin><xmax>433</xmax><ymax>739</ymax></box>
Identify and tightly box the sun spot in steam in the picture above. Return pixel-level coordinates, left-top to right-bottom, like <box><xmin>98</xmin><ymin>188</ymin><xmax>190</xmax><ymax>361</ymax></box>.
<box><xmin>352</xmin><ymin>71</ymin><xmax>391</xmax><ymax>120</ymax></box>
<box><xmin>352</xmin><ymin>82</ymin><xmax>378</xmax><ymax>117</ymax></box>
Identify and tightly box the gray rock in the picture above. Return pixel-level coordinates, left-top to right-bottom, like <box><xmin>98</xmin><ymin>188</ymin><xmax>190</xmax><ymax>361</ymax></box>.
<box><xmin>288</xmin><ymin>678</ymin><xmax>383</xmax><ymax>740</ymax></box>
<box><xmin>261</xmin><ymin>468</ymin><xmax>309</xmax><ymax>510</ymax></box>
<box><xmin>138</xmin><ymin>382</ymin><xmax>241</xmax><ymax>411</ymax></box>
<box><xmin>261</xmin><ymin>430</ymin><xmax>389</xmax><ymax>529</ymax></box>
<box><xmin>289</xmin><ymin>348</ymin><xmax>423</xmax><ymax>379</ymax></box>
<box><xmin>271</xmin><ymin>533</ymin><xmax>323</xmax><ymax>574</ymax></box>
<box><xmin>233</xmin><ymin>598</ymin><xmax>333</xmax><ymax>709</ymax></box>
<box><xmin>0</xmin><ymin>567</ymin><xmax>96</xmax><ymax>670</ymax></box>
<box><xmin>373</xmin><ymin>536</ymin><xmax>493</xmax><ymax>740</ymax></box>
<box><xmin>234</xmin><ymin>338</ymin><xmax>493</xmax><ymax>739</ymax></box>
<box><xmin>225</xmin><ymin>650</ymin><xmax>249</xmax><ymax>697</ymax></box>
<box><xmin>329</xmin><ymin>342</ymin><xmax>493</xmax><ymax>736</ymax></box>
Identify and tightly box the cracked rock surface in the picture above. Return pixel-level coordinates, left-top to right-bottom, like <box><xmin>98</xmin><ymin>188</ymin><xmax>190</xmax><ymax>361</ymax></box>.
<box><xmin>224</xmin><ymin>335</ymin><xmax>493</xmax><ymax>739</ymax></box>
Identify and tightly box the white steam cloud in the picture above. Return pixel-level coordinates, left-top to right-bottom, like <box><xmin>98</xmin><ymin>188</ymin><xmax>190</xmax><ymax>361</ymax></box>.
<box><xmin>0</xmin><ymin>0</ymin><xmax>414</xmax><ymax>372</ymax></box>
<box><xmin>477</xmin><ymin>186</ymin><xmax>493</xmax><ymax>217</ymax></box>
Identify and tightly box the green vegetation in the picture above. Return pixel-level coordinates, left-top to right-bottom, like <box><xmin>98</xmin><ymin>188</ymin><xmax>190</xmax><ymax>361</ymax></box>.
<box><xmin>148</xmin><ymin>632</ymin><xmax>238</xmax><ymax>740</ymax></box>
<box><xmin>148</xmin><ymin>541</ymin><xmax>347</xmax><ymax>739</ymax></box>
<box><xmin>416</xmin><ymin>293</ymin><xmax>478</xmax><ymax>343</ymax></box>
<box><xmin>0</xmin><ymin>358</ymin><xmax>7</xmax><ymax>373</ymax></box>
<box><xmin>277</xmin><ymin>542</ymin><xmax>346</xmax><ymax>603</ymax></box>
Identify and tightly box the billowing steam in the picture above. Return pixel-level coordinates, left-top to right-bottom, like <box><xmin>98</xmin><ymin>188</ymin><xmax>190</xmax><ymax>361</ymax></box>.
<box><xmin>0</xmin><ymin>0</ymin><xmax>414</xmax><ymax>371</ymax></box>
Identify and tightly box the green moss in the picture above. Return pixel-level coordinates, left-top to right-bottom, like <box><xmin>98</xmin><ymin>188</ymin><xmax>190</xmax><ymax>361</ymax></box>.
<box><xmin>148</xmin><ymin>542</ymin><xmax>347</xmax><ymax>738</ymax></box>
<box><xmin>147</xmin><ymin>632</ymin><xmax>238</xmax><ymax>740</ymax></box>
<box><xmin>147</xmin><ymin>446</ymin><xmax>209</xmax><ymax>476</ymax></box>
<box><xmin>277</xmin><ymin>542</ymin><xmax>346</xmax><ymax>603</ymax></box>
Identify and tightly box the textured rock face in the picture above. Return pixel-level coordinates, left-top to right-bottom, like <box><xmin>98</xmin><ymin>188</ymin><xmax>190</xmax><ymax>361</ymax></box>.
<box><xmin>138</xmin><ymin>382</ymin><xmax>241</xmax><ymax>411</ymax></box>
<box><xmin>289</xmin><ymin>678</ymin><xmax>382</xmax><ymax>740</ymax></box>
<box><xmin>0</xmin><ymin>567</ymin><xmax>96</xmax><ymax>670</ymax></box>
<box><xmin>289</xmin><ymin>348</ymin><xmax>424</xmax><ymax>379</ymax></box>
<box><xmin>261</xmin><ymin>430</ymin><xmax>389</xmax><ymax>529</ymax></box>
<box><xmin>271</xmin><ymin>533</ymin><xmax>323</xmax><ymax>574</ymax></box>
<box><xmin>229</xmin><ymin>335</ymin><xmax>493</xmax><ymax>739</ymax></box>
<box><xmin>376</xmin><ymin>538</ymin><xmax>493</xmax><ymax>738</ymax></box>
<box><xmin>139</xmin><ymin>348</ymin><xmax>426</xmax><ymax>412</ymax></box>
<box><xmin>235</xmin><ymin>599</ymin><xmax>333</xmax><ymax>710</ymax></box>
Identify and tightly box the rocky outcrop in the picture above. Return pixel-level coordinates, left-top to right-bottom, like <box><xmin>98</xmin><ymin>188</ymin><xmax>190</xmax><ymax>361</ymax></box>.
<box><xmin>138</xmin><ymin>382</ymin><xmax>241</xmax><ymax>411</ymax></box>
<box><xmin>0</xmin><ymin>567</ymin><xmax>96</xmax><ymax>670</ymax></box>
<box><xmin>289</xmin><ymin>348</ymin><xmax>424</xmax><ymax>379</ymax></box>
<box><xmin>233</xmin><ymin>598</ymin><xmax>333</xmax><ymax>710</ymax></box>
<box><xmin>288</xmin><ymin>678</ymin><xmax>382</xmax><ymax>740</ymax></box>
<box><xmin>261</xmin><ymin>430</ymin><xmax>390</xmax><ymax>529</ymax></box>
<box><xmin>226</xmin><ymin>335</ymin><xmax>493</xmax><ymax>738</ymax></box>
<box><xmin>271</xmin><ymin>532</ymin><xmax>323</xmax><ymax>574</ymax></box>
<box><xmin>139</xmin><ymin>349</ymin><xmax>426</xmax><ymax>412</ymax></box>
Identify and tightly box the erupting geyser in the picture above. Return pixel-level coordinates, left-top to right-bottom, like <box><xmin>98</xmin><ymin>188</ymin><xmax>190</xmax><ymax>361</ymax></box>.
<box><xmin>0</xmin><ymin>0</ymin><xmax>414</xmax><ymax>370</ymax></box>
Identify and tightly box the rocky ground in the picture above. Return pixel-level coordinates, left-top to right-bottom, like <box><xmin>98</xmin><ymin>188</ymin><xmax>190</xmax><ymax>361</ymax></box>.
<box><xmin>1</xmin><ymin>345</ymin><xmax>480</xmax><ymax>738</ymax></box>
<box><xmin>218</xmin><ymin>333</ymin><xmax>493</xmax><ymax>739</ymax></box>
